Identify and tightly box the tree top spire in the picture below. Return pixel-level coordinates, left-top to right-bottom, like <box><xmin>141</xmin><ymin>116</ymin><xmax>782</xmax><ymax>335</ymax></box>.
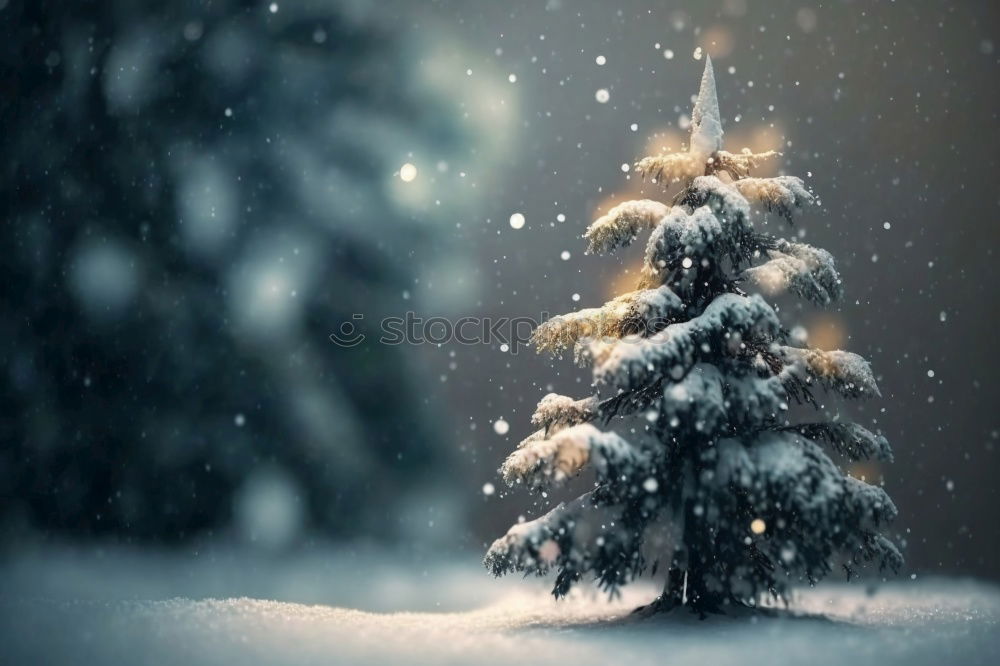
<box><xmin>689</xmin><ymin>56</ymin><xmax>724</xmax><ymax>157</ymax></box>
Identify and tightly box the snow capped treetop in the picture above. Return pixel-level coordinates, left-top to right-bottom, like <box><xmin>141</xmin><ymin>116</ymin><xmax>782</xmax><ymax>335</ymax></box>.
<box><xmin>633</xmin><ymin>58</ymin><xmax>779</xmax><ymax>188</ymax></box>
<box><xmin>689</xmin><ymin>56</ymin><xmax>724</xmax><ymax>157</ymax></box>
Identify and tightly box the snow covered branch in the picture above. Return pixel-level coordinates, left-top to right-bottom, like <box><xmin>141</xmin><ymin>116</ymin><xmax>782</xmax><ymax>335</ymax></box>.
<box><xmin>743</xmin><ymin>240</ymin><xmax>842</xmax><ymax>305</ymax></box>
<box><xmin>639</xmin><ymin>189</ymin><xmax>767</xmax><ymax>289</ymax></box>
<box><xmin>722</xmin><ymin>372</ymin><xmax>789</xmax><ymax>432</ymax></box>
<box><xmin>862</xmin><ymin>534</ymin><xmax>905</xmax><ymax>573</ymax></box>
<box><xmin>658</xmin><ymin>364</ymin><xmax>727</xmax><ymax>435</ymax></box>
<box><xmin>632</xmin><ymin>147</ymin><xmax>780</xmax><ymax>188</ymax></box>
<box><xmin>484</xmin><ymin>495</ymin><xmax>587</xmax><ymax>577</ymax></box>
<box><xmin>531</xmin><ymin>394</ymin><xmax>599</xmax><ymax>432</ymax></box>
<box><xmin>733</xmin><ymin>176</ymin><xmax>814</xmax><ymax>221</ymax></box>
<box><xmin>788</xmin><ymin>422</ymin><xmax>893</xmax><ymax>461</ymax></box>
<box><xmin>844</xmin><ymin>475</ymin><xmax>899</xmax><ymax>531</ymax></box>
<box><xmin>655</xmin><ymin>364</ymin><xmax>786</xmax><ymax>438</ymax></box>
<box><xmin>484</xmin><ymin>490</ymin><xmax>650</xmax><ymax>599</ymax></box>
<box><xmin>632</xmin><ymin>152</ymin><xmax>706</xmax><ymax>186</ymax></box>
<box><xmin>532</xmin><ymin>286</ymin><xmax>685</xmax><ymax>355</ymax></box>
<box><xmin>680</xmin><ymin>176</ymin><xmax>752</xmax><ymax>228</ymax></box>
<box><xmin>709</xmin><ymin>149</ymin><xmax>780</xmax><ymax>180</ymax></box>
<box><xmin>593</xmin><ymin>294</ymin><xmax>781</xmax><ymax>395</ymax></box>
<box><xmin>708</xmin><ymin>432</ymin><xmax>901</xmax><ymax>583</ymax></box>
<box><xmin>572</xmin><ymin>337</ymin><xmax>617</xmax><ymax>368</ymax></box>
<box><xmin>584</xmin><ymin>200</ymin><xmax>672</xmax><ymax>254</ymax></box>
<box><xmin>775</xmin><ymin>346</ymin><xmax>881</xmax><ymax>399</ymax></box>
<box><xmin>500</xmin><ymin>424</ymin><xmax>643</xmax><ymax>489</ymax></box>
<box><xmin>641</xmin><ymin>206</ymin><xmax>722</xmax><ymax>286</ymax></box>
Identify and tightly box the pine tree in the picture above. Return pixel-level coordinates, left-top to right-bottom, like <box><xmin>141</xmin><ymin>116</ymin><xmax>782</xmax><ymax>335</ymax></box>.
<box><xmin>485</xmin><ymin>58</ymin><xmax>902</xmax><ymax>615</ymax></box>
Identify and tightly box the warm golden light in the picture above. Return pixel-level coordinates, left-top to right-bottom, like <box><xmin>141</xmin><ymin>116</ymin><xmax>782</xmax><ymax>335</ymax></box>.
<box><xmin>723</xmin><ymin>124</ymin><xmax>786</xmax><ymax>178</ymax></box>
<box><xmin>608</xmin><ymin>259</ymin><xmax>645</xmax><ymax>298</ymax></box>
<box><xmin>700</xmin><ymin>25</ymin><xmax>735</xmax><ymax>60</ymax></box>
<box><xmin>848</xmin><ymin>462</ymin><xmax>881</xmax><ymax>483</ymax></box>
<box><xmin>806</xmin><ymin>313</ymin><xmax>847</xmax><ymax>351</ymax></box>
<box><xmin>643</xmin><ymin>128</ymin><xmax>686</xmax><ymax>158</ymax></box>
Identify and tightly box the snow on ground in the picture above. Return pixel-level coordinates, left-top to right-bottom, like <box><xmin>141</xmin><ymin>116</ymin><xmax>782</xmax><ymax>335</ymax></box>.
<box><xmin>1</xmin><ymin>546</ymin><xmax>997</xmax><ymax>666</ymax></box>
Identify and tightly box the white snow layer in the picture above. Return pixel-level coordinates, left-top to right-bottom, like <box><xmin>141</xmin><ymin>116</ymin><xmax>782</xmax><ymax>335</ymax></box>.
<box><xmin>733</xmin><ymin>176</ymin><xmax>814</xmax><ymax>220</ymax></box>
<box><xmin>593</xmin><ymin>293</ymin><xmax>780</xmax><ymax>393</ymax></box>
<box><xmin>584</xmin><ymin>199</ymin><xmax>672</xmax><ymax>254</ymax></box>
<box><xmin>500</xmin><ymin>423</ymin><xmax>635</xmax><ymax>487</ymax></box>
<box><xmin>531</xmin><ymin>393</ymin><xmax>599</xmax><ymax>430</ymax></box>
<box><xmin>1</xmin><ymin>548</ymin><xmax>997</xmax><ymax>666</ymax></box>
<box><xmin>531</xmin><ymin>285</ymin><xmax>683</xmax><ymax>354</ymax></box>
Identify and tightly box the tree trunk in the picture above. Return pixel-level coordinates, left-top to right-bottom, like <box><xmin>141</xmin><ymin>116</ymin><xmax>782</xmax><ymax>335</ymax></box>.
<box><xmin>633</xmin><ymin>565</ymin><xmax>726</xmax><ymax>618</ymax></box>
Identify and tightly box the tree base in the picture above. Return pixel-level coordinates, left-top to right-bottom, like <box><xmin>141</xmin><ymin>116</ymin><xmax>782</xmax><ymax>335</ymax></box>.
<box><xmin>632</xmin><ymin>568</ymin><xmax>731</xmax><ymax>619</ymax></box>
<box><xmin>632</xmin><ymin>592</ymin><xmax>731</xmax><ymax>619</ymax></box>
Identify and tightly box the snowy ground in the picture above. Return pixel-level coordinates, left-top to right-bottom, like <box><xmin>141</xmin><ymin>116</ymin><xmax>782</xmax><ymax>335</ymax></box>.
<box><xmin>1</xmin><ymin>546</ymin><xmax>997</xmax><ymax>666</ymax></box>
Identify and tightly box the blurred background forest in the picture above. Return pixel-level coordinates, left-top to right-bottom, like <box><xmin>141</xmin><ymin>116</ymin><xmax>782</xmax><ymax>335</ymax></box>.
<box><xmin>1</xmin><ymin>0</ymin><xmax>998</xmax><ymax>589</ymax></box>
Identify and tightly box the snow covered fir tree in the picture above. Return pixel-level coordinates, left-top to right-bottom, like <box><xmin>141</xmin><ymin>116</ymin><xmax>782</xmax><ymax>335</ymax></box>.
<box><xmin>485</xmin><ymin>58</ymin><xmax>902</xmax><ymax>615</ymax></box>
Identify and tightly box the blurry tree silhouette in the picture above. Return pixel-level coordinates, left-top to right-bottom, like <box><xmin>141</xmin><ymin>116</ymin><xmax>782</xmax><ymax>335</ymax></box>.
<box><xmin>0</xmin><ymin>0</ymin><xmax>489</xmax><ymax>545</ymax></box>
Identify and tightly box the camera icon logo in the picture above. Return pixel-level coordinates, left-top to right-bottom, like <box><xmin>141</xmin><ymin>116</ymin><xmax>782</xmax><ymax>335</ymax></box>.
<box><xmin>329</xmin><ymin>314</ymin><xmax>366</xmax><ymax>347</ymax></box>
